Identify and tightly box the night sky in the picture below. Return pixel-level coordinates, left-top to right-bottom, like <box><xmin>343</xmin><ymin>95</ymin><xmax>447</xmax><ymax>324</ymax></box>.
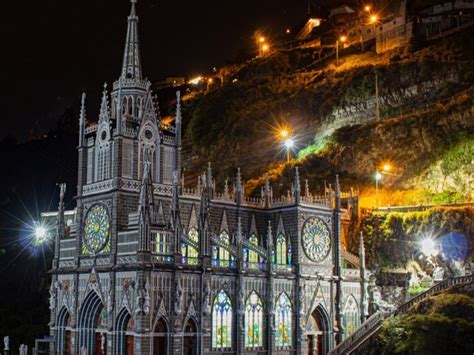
<box><xmin>1</xmin><ymin>0</ymin><xmax>312</xmax><ymax>140</ymax></box>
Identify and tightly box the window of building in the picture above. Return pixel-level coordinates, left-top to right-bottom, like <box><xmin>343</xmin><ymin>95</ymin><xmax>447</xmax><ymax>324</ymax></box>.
<box><xmin>245</xmin><ymin>291</ymin><xmax>264</xmax><ymax>349</ymax></box>
<box><xmin>275</xmin><ymin>234</ymin><xmax>291</xmax><ymax>266</ymax></box>
<box><xmin>212</xmin><ymin>231</ymin><xmax>234</xmax><ymax>267</ymax></box>
<box><xmin>343</xmin><ymin>296</ymin><xmax>360</xmax><ymax>338</ymax></box>
<box><xmin>244</xmin><ymin>234</ymin><xmax>262</xmax><ymax>269</ymax></box>
<box><xmin>275</xmin><ymin>293</ymin><xmax>292</xmax><ymax>348</ymax></box>
<box><xmin>122</xmin><ymin>140</ymin><xmax>133</xmax><ymax>178</ymax></box>
<box><xmin>154</xmin><ymin>232</ymin><xmax>171</xmax><ymax>255</ymax></box>
<box><xmin>212</xmin><ymin>290</ymin><xmax>232</xmax><ymax>350</ymax></box>
<box><xmin>181</xmin><ymin>228</ymin><xmax>199</xmax><ymax>265</ymax></box>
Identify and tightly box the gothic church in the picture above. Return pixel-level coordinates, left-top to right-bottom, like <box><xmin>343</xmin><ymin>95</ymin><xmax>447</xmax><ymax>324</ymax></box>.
<box><xmin>47</xmin><ymin>1</ymin><xmax>367</xmax><ymax>354</ymax></box>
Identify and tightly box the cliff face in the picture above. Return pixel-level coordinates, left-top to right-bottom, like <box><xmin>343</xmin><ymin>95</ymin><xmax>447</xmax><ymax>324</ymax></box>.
<box><xmin>182</xmin><ymin>25</ymin><xmax>474</xmax><ymax>204</ymax></box>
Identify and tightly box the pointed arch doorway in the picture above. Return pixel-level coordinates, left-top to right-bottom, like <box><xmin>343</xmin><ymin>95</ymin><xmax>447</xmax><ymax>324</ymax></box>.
<box><xmin>183</xmin><ymin>318</ymin><xmax>198</xmax><ymax>355</ymax></box>
<box><xmin>307</xmin><ymin>305</ymin><xmax>330</xmax><ymax>355</ymax></box>
<box><xmin>152</xmin><ymin>318</ymin><xmax>169</xmax><ymax>354</ymax></box>
<box><xmin>57</xmin><ymin>307</ymin><xmax>72</xmax><ymax>355</ymax></box>
<box><xmin>116</xmin><ymin>308</ymin><xmax>134</xmax><ymax>355</ymax></box>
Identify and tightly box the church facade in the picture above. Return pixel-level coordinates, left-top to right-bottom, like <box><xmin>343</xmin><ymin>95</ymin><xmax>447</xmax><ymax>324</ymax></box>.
<box><xmin>47</xmin><ymin>1</ymin><xmax>368</xmax><ymax>354</ymax></box>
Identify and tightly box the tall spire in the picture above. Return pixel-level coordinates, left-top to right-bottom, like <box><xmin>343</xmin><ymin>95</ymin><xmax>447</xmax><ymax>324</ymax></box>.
<box><xmin>121</xmin><ymin>0</ymin><xmax>142</xmax><ymax>80</ymax></box>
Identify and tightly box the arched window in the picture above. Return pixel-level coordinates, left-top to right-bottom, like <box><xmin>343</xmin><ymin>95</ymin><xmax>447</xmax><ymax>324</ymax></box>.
<box><xmin>212</xmin><ymin>231</ymin><xmax>234</xmax><ymax>267</ymax></box>
<box><xmin>275</xmin><ymin>293</ymin><xmax>292</xmax><ymax>348</ymax></box>
<box><xmin>181</xmin><ymin>228</ymin><xmax>199</xmax><ymax>265</ymax></box>
<box><xmin>245</xmin><ymin>291</ymin><xmax>264</xmax><ymax>349</ymax></box>
<box><xmin>343</xmin><ymin>296</ymin><xmax>360</xmax><ymax>338</ymax></box>
<box><xmin>245</xmin><ymin>234</ymin><xmax>262</xmax><ymax>270</ymax></box>
<box><xmin>212</xmin><ymin>290</ymin><xmax>233</xmax><ymax>350</ymax></box>
<box><xmin>275</xmin><ymin>234</ymin><xmax>288</xmax><ymax>266</ymax></box>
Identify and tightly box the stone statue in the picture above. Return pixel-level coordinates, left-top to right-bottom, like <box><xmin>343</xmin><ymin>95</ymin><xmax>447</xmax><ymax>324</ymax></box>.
<box><xmin>107</xmin><ymin>289</ymin><xmax>114</xmax><ymax>316</ymax></box>
<box><xmin>49</xmin><ymin>282</ymin><xmax>57</xmax><ymax>310</ymax></box>
<box><xmin>143</xmin><ymin>281</ymin><xmax>151</xmax><ymax>315</ymax></box>
<box><xmin>299</xmin><ymin>284</ymin><xmax>306</xmax><ymax>316</ymax></box>
<box><xmin>19</xmin><ymin>344</ymin><xmax>28</xmax><ymax>355</ymax></box>
<box><xmin>203</xmin><ymin>280</ymin><xmax>211</xmax><ymax>315</ymax></box>
<box><xmin>4</xmin><ymin>336</ymin><xmax>9</xmax><ymax>351</ymax></box>
<box><xmin>174</xmin><ymin>277</ymin><xmax>183</xmax><ymax>315</ymax></box>
<box><xmin>433</xmin><ymin>266</ymin><xmax>445</xmax><ymax>282</ymax></box>
<box><xmin>101</xmin><ymin>333</ymin><xmax>106</xmax><ymax>353</ymax></box>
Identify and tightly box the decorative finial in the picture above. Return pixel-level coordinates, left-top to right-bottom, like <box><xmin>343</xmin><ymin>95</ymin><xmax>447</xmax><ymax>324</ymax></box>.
<box><xmin>99</xmin><ymin>84</ymin><xmax>109</xmax><ymax>121</ymax></box>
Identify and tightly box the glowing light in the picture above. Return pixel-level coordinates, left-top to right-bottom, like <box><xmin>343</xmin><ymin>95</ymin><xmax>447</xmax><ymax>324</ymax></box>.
<box><xmin>189</xmin><ymin>76</ymin><xmax>203</xmax><ymax>85</ymax></box>
<box><xmin>383</xmin><ymin>164</ymin><xmax>391</xmax><ymax>172</ymax></box>
<box><xmin>208</xmin><ymin>78</ymin><xmax>214</xmax><ymax>84</ymax></box>
<box><xmin>375</xmin><ymin>172</ymin><xmax>383</xmax><ymax>181</ymax></box>
<box><xmin>262</xmin><ymin>44</ymin><xmax>270</xmax><ymax>52</ymax></box>
<box><xmin>280</xmin><ymin>129</ymin><xmax>289</xmax><ymax>138</ymax></box>
<box><xmin>364</xmin><ymin>5</ymin><xmax>371</xmax><ymax>12</ymax></box>
<box><xmin>284</xmin><ymin>138</ymin><xmax>294</xmax><ymax>149</ymax></box>
<box><xmin>258</xmin><ymin>36</ymin><xmax>266</xmax><ymax>43</ymax></box>
<box><xmin>339</xmin><ymin>35</ymin><xmax>347</xmax><ymax>43</ymax></box>
<box><xmin>286</xmin><ymin>29</ymin><xmax>291</xmax><ymax>34</ymax></box>
<box><xmin>420</xmin><ymin>238</ymin><xmax>438</xmax><ymax>257</ymax></box>
<box><xmin>370</xmin><ymin>14</ymin><xmax>378</xmax><ymax>24</ymax></box>
<box><xmin>35</xmin><ymin>227</ymin><xmax>47</xmax><ymax>241</ymax></box>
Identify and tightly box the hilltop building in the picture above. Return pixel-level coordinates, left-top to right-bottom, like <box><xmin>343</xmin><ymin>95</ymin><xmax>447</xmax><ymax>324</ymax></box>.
<box><xmin>46</xmin><ymin>1</ymin><xmax>367</xmax><ymax>354</ymax></box>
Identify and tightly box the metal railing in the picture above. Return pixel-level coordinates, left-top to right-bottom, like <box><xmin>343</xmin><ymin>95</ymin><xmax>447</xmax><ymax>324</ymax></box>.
<box><xmin>329</xmin><ymin>274</ymin><xmax>474</xmax><ymax>354</ymax></box>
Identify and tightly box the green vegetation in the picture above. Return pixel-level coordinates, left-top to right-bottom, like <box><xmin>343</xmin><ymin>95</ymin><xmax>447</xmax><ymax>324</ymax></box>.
<box><xmin>407</xmin><ymin>285</ymin><xmax>430</xmax><ymax>297</ymax></box>
<box><xmin>420</xmin><ymin>133</ymin><xmax>474</xmax><ymax>203</ymax></box>
<box><xmin>379</xmin><ymin>293</ymin><xmax>474</xmax><ymax>354</ymax></box>
<box><xmin>360</xmin><ymin>206</ymin><xmax>474</xmax><ymax>268</ymax></box>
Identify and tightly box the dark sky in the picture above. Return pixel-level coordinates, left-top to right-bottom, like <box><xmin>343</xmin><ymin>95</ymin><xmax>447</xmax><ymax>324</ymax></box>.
<box><xmin>1</xmin><ymin>0</ymin><xmax>312</xmax><ymax>140</ymax></box>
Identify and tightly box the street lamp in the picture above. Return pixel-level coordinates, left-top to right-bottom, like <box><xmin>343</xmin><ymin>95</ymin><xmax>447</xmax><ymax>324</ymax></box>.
<box><xmin>336</xmin><ymin>35</ymin><xmax>347</xmax><ymax>67</ymax></box>
<box><xmin>284</xmin><ymin>138</ymin><xmax>294</xmax><ymax>163</ymax></box>
<box><xmin>262</xmin><ymin>43</ymin><xmax>270</xmax><ymax>55</ymax></box>
<box><xmin>364</xmin><ymin>5</ymin><xmax>372</xmax><ymax>12</ymax></box>
<box><xmin>257</xmin><ymin>35</ymin><xmax>267</xmax><ymax>56</ymax></box>
<box><xmin>35</xmin><ymin>226</ymin><xmax>46</xmax><ymax>241</ymax></box>
<box><xmin>280</xmin><ymin>129</ymin><xmax>289</xmax><ymax>139</ymax></box>
<box><xmin>383</xmin><ymin>164</ymin><xmax>391</xmax><ymax>172</ymax></box>
<box><xmin>420</xmin><ymin>238</ymin><xmax>438</xmax><ymax>257</ymax></box>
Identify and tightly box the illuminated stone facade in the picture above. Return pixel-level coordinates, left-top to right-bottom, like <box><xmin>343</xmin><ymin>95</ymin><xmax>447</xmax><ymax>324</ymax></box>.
<box><xmin>47</xmin><ymin>1</ymin><xmax>367</xmax><ymax>354</ymax></box>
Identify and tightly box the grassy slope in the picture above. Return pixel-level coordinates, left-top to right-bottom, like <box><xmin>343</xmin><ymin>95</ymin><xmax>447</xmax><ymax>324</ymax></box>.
<box><xmin>182</xmin><ymin>26</ymin><xmax>474</xmax><ymax>203</ymax></box>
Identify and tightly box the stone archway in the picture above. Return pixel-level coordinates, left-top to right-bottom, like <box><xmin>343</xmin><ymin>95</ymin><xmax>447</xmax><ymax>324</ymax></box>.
<box><xmin>183</xmin><ymin>318</ymin><xmax>198</xmax><ymax>355</ymax></box>
<box><xmin>56</xmin><ymin>307</ymin><xmax>72</xmax><ymax>355</ymax></box>
<box><xmin>116</xmin><ymin>308</ymin><xmax>134</xmax><ymax>355</ymax></box>
<box><xmin>307</xmin><ymin>305</ymin><xmax>331</xmax><ymax>355</ymax></box>
<box><xmin>152</xmin><ymin>318</ymin><xmax>169</xmax><ymax>354</ymax></box>
<box><xmin>78</xmin><ymin>291</ymin><xmax>104</xmax><ymax>353</ymax></box>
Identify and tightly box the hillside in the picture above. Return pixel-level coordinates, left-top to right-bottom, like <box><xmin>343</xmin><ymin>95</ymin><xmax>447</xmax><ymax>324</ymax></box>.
<box><xmin>181</xmin><ymin>25</ymin><xmax>474</xmax><ymax>206</ymax></box>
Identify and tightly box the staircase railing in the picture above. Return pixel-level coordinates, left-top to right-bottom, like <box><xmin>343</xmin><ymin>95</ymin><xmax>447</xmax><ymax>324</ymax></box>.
<box><xmin>329</xmin><ymin>274</ymin><xmax>473</xmax><ymax>355</ymax></box>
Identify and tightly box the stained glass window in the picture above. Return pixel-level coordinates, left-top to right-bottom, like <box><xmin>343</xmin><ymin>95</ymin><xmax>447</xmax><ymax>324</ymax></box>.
<box><xmin>275</xmin><ymin>234</ymin><xmax>288</xmax><ymax>266</ymax></box>
<box><xmin>302</xmin><ymin>217</ymin><xmax>331</xmax><ymax>262</ymax></box>
<box><xmin>245</xmin><ymin>234</ymin><xmax>261</xmax><ymax>269</ymax></box>
<box><xmin>275</xmin><ymin>293</ymin><xmax>292</xmax><ymax>348</ymax></box>
<box><xmin>343</xmin><ymin>296</ymin><xmax>360</xmax><ymax>338</ymax></box>
<box><xmin>82</xmin><ymin>205</ymin><xmax>110</xmax><ymax>255</ymax></box>
<box><xmin>212</xmin><ymin>231</ymin><xmax>234</xmax><ymax>267</ymax></box>
<box><xmin>245</xmin><ymin>291</ymin><xmax>264</xmax><ymax>349</ymax></box>
<box><xmin>181</xmin><ymin>228</ymin><xmax>199</xmax><ymax>265</ymax></box>
<box><xmin>154</xmin><ymin>232</ymin><xmax>172</xmax><ymax>262</ymax></box>
<box><xmin>212</xmin><ymin>290</ymin><xmax>233</xmax><ymax>350</ymax></box>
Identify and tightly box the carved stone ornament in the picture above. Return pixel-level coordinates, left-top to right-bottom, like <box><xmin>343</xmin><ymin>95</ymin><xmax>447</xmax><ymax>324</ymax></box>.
<box><xmin>203</xmin><ymin>280</ymin><xmax>211</xmax><ymax>316</ymax></box>
<box><xmin>174</xmin><ymin>277</ymin><xmax>183</xmax><ymax>316</ymax></box>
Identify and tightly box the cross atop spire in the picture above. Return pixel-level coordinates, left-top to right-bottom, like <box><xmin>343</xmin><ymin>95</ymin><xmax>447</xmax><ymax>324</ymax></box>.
<box><xmin>121</xmin><ymin>0</ymin><xmax>142</xmax><ymax>80</ymax></box>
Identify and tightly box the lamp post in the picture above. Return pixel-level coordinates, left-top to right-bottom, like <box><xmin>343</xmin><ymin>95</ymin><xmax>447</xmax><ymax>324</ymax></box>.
<box><xmin>284</xmin><ymin>138</ymin><xmax>294</xmax><ymax>163</ymax></box>
<box><xmin>336</xmin><ymin>35</ymin><xmax>347</xmax><ymax>67</ymax></box>
<box><xmin>258</xmin><ymin>36</ymin><xmax>266</xmax><ymax>57</ymax></box>
<box><xmin>369</xmin><ymin>14</ymin><xmax>381</xmax><ymax>121</ymax></box>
